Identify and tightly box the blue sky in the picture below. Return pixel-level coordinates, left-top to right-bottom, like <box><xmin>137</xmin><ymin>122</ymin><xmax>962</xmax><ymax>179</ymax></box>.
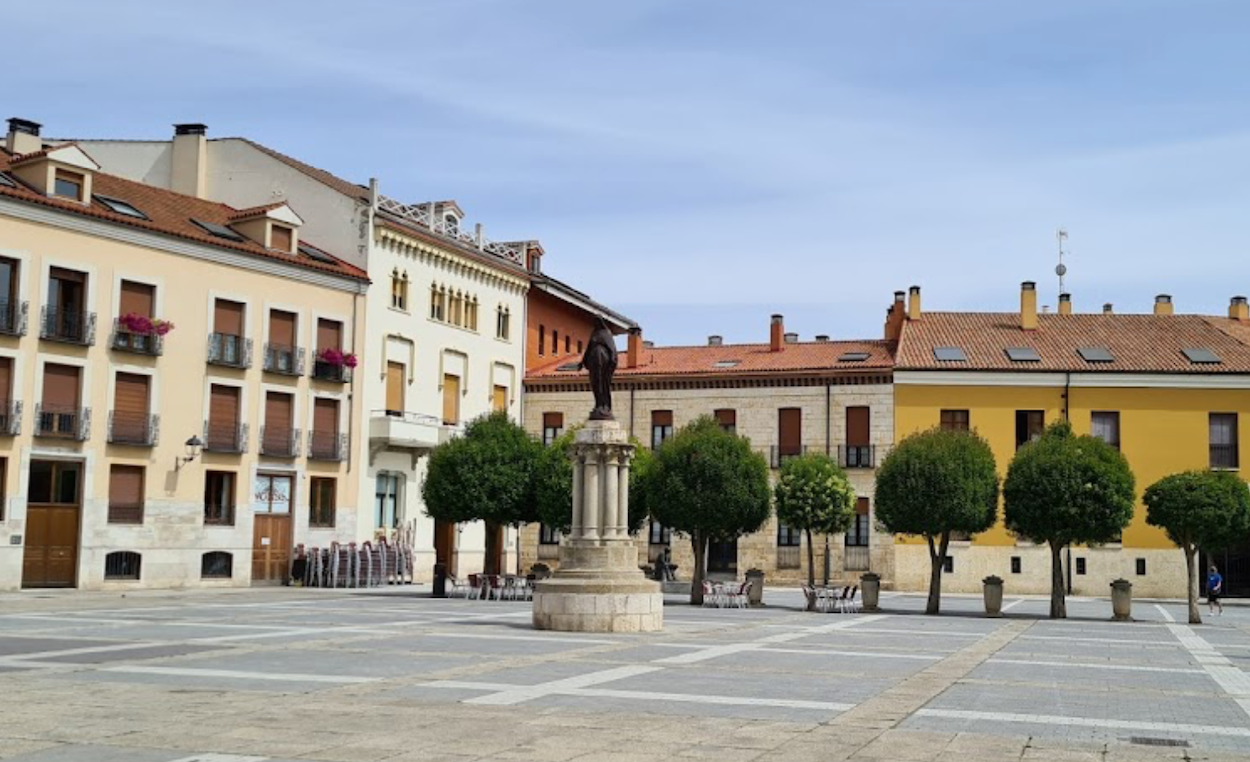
<box><xmin>11</xmin><ymin>1</ymin><xmax>1250</xmax><ymax>345</ymax></box>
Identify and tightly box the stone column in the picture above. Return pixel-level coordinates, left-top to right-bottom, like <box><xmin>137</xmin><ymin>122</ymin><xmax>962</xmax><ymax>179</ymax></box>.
<box><xmin>571</xmin><ymin>452</ymin><xmax>584</xmax><ymax>539</ymax></box>
<box><xmin>616</xmin><ymin>454</ymin><xmax>630</xmax><ymax>539</ymax></box>
<box><xmin>602</xmin><ymin>450</ymin><xmax>619</xmax><ymax>540</ymax></box>
<box><xmin>582</xmin><ymin>450</ymin><xmax>600</xmax><ymax>541</ymax></box>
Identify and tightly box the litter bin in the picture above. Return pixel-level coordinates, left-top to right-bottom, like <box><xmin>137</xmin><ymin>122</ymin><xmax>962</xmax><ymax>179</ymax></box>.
<box><xmin>745</xmin><ymin>568</ymin><xmax>765</xmax><ymax>607</ymax></box>
<box><xmin>433</xmin><ymin>561</ymin><xmax>448</xmax><ymax>598</ymax></box>
<box><xmin>983</xmin><ymin>575</ymin><xmax>1004</xmax><ymax>617</ymax></box>
<box><xmin>860</xmin><ymin>572</ymin><xmax>881</xmax><ymax>612</ymax></box>
<box><xmin>1111</xmin><ymin>578</ymin><xmax>1132</xmax><ymax>621</ymax></box>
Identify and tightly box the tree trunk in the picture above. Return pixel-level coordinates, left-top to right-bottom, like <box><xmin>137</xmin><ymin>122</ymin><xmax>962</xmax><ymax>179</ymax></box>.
<box><xmin>1049</xmin><ymin>541</ymin><xmax>1067</xmax><ymax>619</ymax></box>
<box><xmin>483</xmin><ymin>521</ymin><xmax>501</xmax><ymax>576</ymax></box>
<box><xmin>805</xmin><ymin>528</ymin><xmax>816</xmax><ymax>611</ymax></box>
<box><xmin>689</xmin><ymin>532</ymin><xmax>708</xmax><ymax>606</ymax></box>
<box><xmin>1186</xmin><ymin>544</ymin><xmax>1202</xmax><ymax>625</ymax></box>
<box><xmin>925</xmin><ymin>533</ymin><xmax>948</xmax><ymax>615</ymax></box>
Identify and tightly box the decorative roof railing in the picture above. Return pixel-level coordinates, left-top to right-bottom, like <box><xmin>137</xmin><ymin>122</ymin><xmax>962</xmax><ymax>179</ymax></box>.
<box><xmin>376</xmin><ymin>195</ymin><xmax>526</xmax><ymax>266</ymax></box>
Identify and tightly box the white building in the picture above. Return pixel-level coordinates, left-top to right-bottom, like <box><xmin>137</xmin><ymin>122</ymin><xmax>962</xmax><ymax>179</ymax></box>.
<box><xmin>75</xmin><ymin>125</ymin><xmax>531</xmax><ymax>579</ymax></box>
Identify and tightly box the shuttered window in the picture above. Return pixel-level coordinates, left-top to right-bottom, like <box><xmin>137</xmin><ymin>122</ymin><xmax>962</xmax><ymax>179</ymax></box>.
<box><xmin>316</xmin><ymin>318</ymin><xmax>342</xmax><ymax>352</ymax></box>
<box><xmin>542</xmin><ymin>412</ymin><xmax>564</xmax><ymax>446</ymax></box>
<box><xmin>846</xmin><ymin>407</ymin><xmax>870</xmax><ymax>446</ymax></box>
<box><xmin>269</xmin><ymin>309</ymin><xmax>296</xmax><ymax>348</ymax></box>
<box><xmin>442</xmin><ymin>374</ymin><xmax>460</xmax><ymax>425</ymax></box>
<box><xmin>108</xmin><ymin>464</ymin><xmax>144</xmax><ymax>524</ymax></box>
<box><xmin>270</xmin><ymin>224</ymin><xmax>293</xmax><ymax>252</ymax></box>
<box><xmin>846</xmin><ymin>497</ymin><xmax>870</xmax><ymax>547</ymax></box>
<box><xmin>386</xmin><ymin>362</ymin><xmax>405</xmax><ymax>416</ymax></box>
<box><xmin>493</xmin><ymin>385</ymin><xmax>508</xmax><ymax>413</ymax></box>
<box><xmin>651</xmin><ymin>410</ymin><xmax>674</xmax><ymax>450</ymax></box>
<box><xmin>313</xmin><ymin>398</ymin><xmax>338</xmax><ymax>436</ymax></box>
<box><xmin>778</xmin><ymin>408</ymin><xmax>802</xmax><ymax>456</ymax></box>
<box><xmin>213</xmin><ymin>299</ymin><xmax>244</xmax><ymax>336</ymax></box>
<box><xmin>310</xmin><ymin>477</ymin><xmax>336</xmax><ymax>528</ymax></box>
<box><xmin>207</xmin><ymin>384</ymin><xmax>241</xmax><ymax>449</ymax></box>
<box><xmin>0</xmin><ymin>356</ymin><xmax>12</xmax><ymax>403</ymax></box>
<box><xmin>940</xmin><ymin>409</ymin><xmax>970</xmax><ymax>431</ymax></box>
<box><xmin>118</xmin><ymin>280</ymin><xmax>154</xmax><ymax>318</ymax></box>
<box><xmin>42</xmin><ymin>364</ymin><xmax>80</xmax><ymax>409</ymax></box>
<box><xmin>263</xmin><ymin>392</ymin><xmax>294</xmax><ymax>455</ymax></box>
<box><xmin>714</xmin><ymin>409</ymin><xmax>736</xmax><ymax>434</ymax></box>
<box><xmin>113</xmin><ymin>372</ymin><xmax>151</xmax><ymax>444</ymax></box>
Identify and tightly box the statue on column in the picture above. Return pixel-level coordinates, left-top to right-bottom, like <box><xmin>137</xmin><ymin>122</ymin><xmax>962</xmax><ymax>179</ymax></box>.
<box><xmin>580</xmin><ymin>317</ymin><xmax>617</xmax><ymax>421</ymax></box>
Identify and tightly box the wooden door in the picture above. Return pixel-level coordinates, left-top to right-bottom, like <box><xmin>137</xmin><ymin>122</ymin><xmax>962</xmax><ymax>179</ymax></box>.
<box><xmin>386</xmin><ymin>362</ymin><xmax>404</xmax><ymax>416</ymax></box>
<box><xmin>251</xmin><ymin>473</ymin><xmax>293</xmax><ymax>583</ymax></box>
<box><xmin>22</xmin><ymin>460</ymin><xmax>81</xmax><ymax>588</ymax></box>
<box><xmin>434</xmin><ymin>518</ymin><xmax>457</xmax><ymax>576</ymax></box>
<box><xmin>442</xmin><ymin>374</ymin><xmax>460</xmax><ymax>425</ymax></box>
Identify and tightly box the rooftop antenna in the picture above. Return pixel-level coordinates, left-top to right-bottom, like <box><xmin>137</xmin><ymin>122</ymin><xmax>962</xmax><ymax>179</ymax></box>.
<box><xmin>1055</xmin><ymin>228</ymin><xmax>1069</xmax><ymax>299</ymax></box>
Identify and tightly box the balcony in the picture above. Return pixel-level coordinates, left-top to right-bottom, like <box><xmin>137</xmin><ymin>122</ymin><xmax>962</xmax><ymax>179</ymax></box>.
<box><xmin>207</xmin><ymin>333</ymin><xmax>252</xmax><ymax>369</ymax></box>
<box><xmin>769</xmin><ymin>444</ymin><xmax>812</xmax><ymax>469</ymax></box>
<box><xmin>260</xmin><ymin>426</ymin><xmax>301</xmax><ymax>458</ymax></box>
<box><xmin>263</xmin><ymin>344</ymin><xmax>305</xmax><ymax>377</ymax></box>
<box><xmin>310</xmin><ymin>360</ymin><xmax>351</xmax><ymax>384</ymax></box>
<box><xmin>111</xmin><ymin>320</ymin><xmax>164</xmax><ymax>356</ymax></box>
<box><xmin>838</xmin><ymin>444</ymin><xmax>878</xmax><ymax>469</ymax></box>
<box><xmin>0</xmin><ymin>400</ymin><xmax>21</xmax><ymax>435</ymax></box>
<box><xmin>40</xmin><ymin>307</ymin><xmax>96</xmax><ymax>346</ymax></box>
<box><xmin>203</xmin><ymin>422</ymin><xmax>248</xmax><ymax>454</ymax></box>
<box><xmin>369</xmin><ymin>410</ymin><xmax>442</xmax><ymax>458</ymax></box>
<box><xmin>308</xmin><ymin>430</ymin><xmax>347</xmax><ymax>461</ymax></box>
<box><xmin>0</xmin><ymin>299</ymin><xmax>28</xmax><ymax>337</ymax></box>
<box><xmin>35</xmin><ymin>404</ymin><xmax>90</xmax><ymax>441</ymax></box>
<box><xmin>108</xmin><ymin>411</ymin><xmax>159</xmax><ymax>446</ymax></box>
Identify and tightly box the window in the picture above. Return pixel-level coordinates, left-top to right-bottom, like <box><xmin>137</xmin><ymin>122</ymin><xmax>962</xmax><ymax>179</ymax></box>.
<box><xmin>651</xmin><ymin>410</ymin><xmax>673</xmax><ymax>450</ymax></box>
<box><xmin>942</xmin><ymin>556</ymin><xmax>954</xmax><ymax>574</ymax></box>
<box><xmin>845</xmin><ymin>407</ymin><xmax>871</xmax><ymax>467</ymax></box>
<box><xmin>429</xmin><ymin>283</ymin><xmax>444</xmax><ymax>320</ymax></box>
<box><xmin>542</xmin><ymin>412</ymin><xmax>564</xmax><ymax>446</ymax></box>
<box><xmin>206</xmin><ymin>384</ymin><xmax>242</xmax><ymax>452</ymax></box>
<box><xmin>53</xmin><ymin>169</ymin><xmax>84</xmax><ymax>201</ymax></box>
<box><xmin>714</xmin><ymin>409</ymin><xmax>736</xmax><ymax>435</ymax></box>
<box><xmin>270</xmin><ymin>224</ymin><xmax>293</xmax><ymax>252</ymax></box>
<box><xmin>1015</xmin><ymin>410</ymin><xmax>1044</xmax><ymax>450</ymax></box>
<box><xmin>1136</xmin><ymin>558</ymin><xmax>1147</xmax><ymax>576</ymax></box>
<box><xmin>44</xmin><ymin>266</ymin><xmax>88</xmax><ymax>343</ymax></box>
<box><xmin>577</xmin><ymin>340</ymin><xmax>583</xmax><ymax>354</ymax></box>
<box><xmin>648</xmin><ymin>520</ymin><xmax>671</xmax><ymax>546</ymax></box>
<box><xmin>467</xmin><ymin>297</ymin><xmax>478</xmax><ymax>331</ymax></box>
<box><xmin>386</xmin><ymin>361</ymin><xmax>405</xmax><ymax>416</ymax></box>
<box><xmin>442</xmin><ymin>374</ymin><xmax>461</xmax><ymax>425</ymax></box>
<box><xmin>107</xmin><ymin>464</ymin><xmax>144</xmax><ymax>524</ymax></box>
<box><xmin>39</xmin><ymin>363</ymin><xmax>82</xmax><ymax>438</ymax></box>
<box><xmin>1091</xmin><ymin>411</ymin><xmax>1120</xmax><ymax>450</ymax></box>
<box><xmin>933</xmin><ymin>347</ymin><xmax>967</xmax><ymax>362</ymax></box>
<box><xmin>1075</xmin><ymin>557</ymin><xmax>1087</xmax><ymax>575</ymax></box>
<box><xmin>846</xmin><ymin>498</ymin><xmax>870</xmax><ymax>547</ymax></box>
<box><xmin>309</xmin><ymin>477</ymin><xmax>336</xmax><ymax>528</ymax></box>
<box><xmin>1183</xmin><ymin>348</ymin><xmax>1221</xmax><ymax>365</ymax></box>
<box><xmin>0</xmin><ymin>255</ymin><xmax>19</xmax><ymax>335</ymax></box>
<box><xmin>496</xmin><ymin>306</ymin><xmax>510</xmax><ymax>340</ymax></box>
<box><xmin>1010</xmin><ymin>556</ymin><xmax>1021</xmax><ymax>574</ymax></box>
<box><xmin>204</xmin><ymin>471</ymin><xmax>236</xmax><ymax>525</ymax></box>
<box><xmin>111</xmin><ymin>372</ymin><xmax>152</xmax><ymax>445</ymax></box>
<box><xmin>450</xmin><ymin>291</ymin><xmax>463</xmax><ymax>326</ymax></box>
<box><xmin>940</xmin><ymin>409</ymin><xmax>970</xmax><ymax>432</ymax></box>
<box><xmin>192</xmin><ymin>218</ymin><xmax>245</xmax><ymax>242</ymax></box>
<box><xmin>777</xmin><ymin>524</ymin><xmax>801</xmax><ymax>547</ymax></box>
<box><xmin>104</xmin><ymin>551</ymin><xmax>141</xmax><ymax>580</ymax></box>
<box><xmin>1005</xmin><ymin>347</ymin><xmax>1041</xmax><ymax>362</ymax></box>
<box><xmin>28</xmin><ymin>461</ymin><xmax>80</xmax><ymax>504</ymax></box>
<box><xmin>375</xmin><ymin>473</ymin><xmax>401</xmax><ymax>529</ymax></box>
<box><xmin>1077</xmin><ymin>346</ymin><xmax>1115</xmax><ymax>364</ymax></box>
<box><xmin>1210</xmin><ymin>413</ymin><xmax>1239</xmax><ymax>469</ymax></box>
<box><xmin>539</xmin><ymin>524</ymin><xmax>560</xmax><ymax>545</ymax></box>
<box><xmin>0</xmin><ymin>457</ymin><xmax>5</xmax><ymax>520</ymax></box>
<box><xmin>565</xmin><ymin>335</ymin><xmax>571</xmax><ymax>354</ymax></box>
<box><xmin>202</xmin><ymin>551</ymin><xmax>233</xmax><ymax>579</ymax></box>
<box><xmin>266</xmin><ymin>308</ymin><xmax>299</xmax><ymax>373</ymax></box>
<box><xmin>210</xmin><ymin>298</ymin><xmax>247</xmax><ymax>367</ymax></box>
<box><xmin>838</xmin><ymin>351</ymin><xmax>871</xmax><ymax>362</ymax></box>
<box><xmin>538</xmin><ymin>325</ymin><xmax>545</xmax><ymax>356</ymax></box>
<box><xmin>552</xmin><ymin>330</ymin><xmax>560</xmax><ymax>356</ymax></box>
<box><xmin>778</xmin><ymin>407</ymin><xmax>802</xmax><ymax>464</ymax></box>
<box><xmin>95</xmin><ymin>194</ymin><xmax>146</xmax><ymax>219</ymax></box>
<box><xmin>392</xmin><ymin>270</ymin><xmax>408</xmax><ymax>311</ymax></box>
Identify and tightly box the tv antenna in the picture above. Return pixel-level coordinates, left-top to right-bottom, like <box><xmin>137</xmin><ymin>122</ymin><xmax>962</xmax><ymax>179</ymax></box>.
<box><xmin>1055</xmin><ymin>228</ymin><xmax>1069</xmax><ymax>297</ymax></box>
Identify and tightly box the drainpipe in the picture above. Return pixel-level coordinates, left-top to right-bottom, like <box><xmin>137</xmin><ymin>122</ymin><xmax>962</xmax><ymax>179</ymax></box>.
<box><xmin>825</xmin><ymin>381</ymin><xmax>832</xmax><ymax>456</ymax></box>
<box><xmin>628</xmin><ymin>385</ymin><xmax>636</xmax><ymax>440</ymax></box>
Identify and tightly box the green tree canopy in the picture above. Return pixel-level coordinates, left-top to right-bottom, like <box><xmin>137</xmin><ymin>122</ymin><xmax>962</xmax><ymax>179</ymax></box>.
<box><xmin>874</xmin><ymin>427</ymin><xmax>999</xmax><ymax>614</ymax></box>
<box><xmin>774</xmin><ymin>453</ymin><xmax>857</xmax><ymax>600</ymax></box>
<box><xmin>534</xmin><ymin>426</ymin><xmax>653</xmax><ymax>535</ymax></box>
<box><xmin>1145</xmin><ymin>470</ymin><xmax>1250</xmax><ymax>623</ymax></box>
<box><xmin>643</xmin><ymin>416</ymin><xmax>771</xmax><ymax>604</ymax></box>
<box><xmin>1004</xmin><ymin>420</ymin><xmax>1135</xmax><ymax>618</ymax></box>
<box><xmin>422</xmin><ymin>411</ymin><xmax>542</xmax><ymax>574</ymax></box>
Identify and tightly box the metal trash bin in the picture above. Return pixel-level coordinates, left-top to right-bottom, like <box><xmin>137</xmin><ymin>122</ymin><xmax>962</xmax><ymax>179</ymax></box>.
<box><xmin>433</xmin><ymin>562</ymin><xmax>448</xmax><ymax>598</ymax></box>
<box><xmin>745</xmin><ymin>568</ymin><xmax>765</xmax><ymax>607</ymax></box>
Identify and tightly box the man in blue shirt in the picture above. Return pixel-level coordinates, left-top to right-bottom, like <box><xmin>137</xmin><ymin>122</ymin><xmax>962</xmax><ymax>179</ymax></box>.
<box><xmin>1207</xmin><ymin>565</ymin><xmax>1224</xmax><ymax>616</ymax></box>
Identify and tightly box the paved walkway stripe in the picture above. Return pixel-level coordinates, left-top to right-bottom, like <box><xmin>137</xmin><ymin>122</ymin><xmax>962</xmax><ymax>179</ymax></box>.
<box><xmin>1001</xmin><ymin>598</ymin><xmax>1026</xmax><ymax>612</ymax></box>
<box><xmin>915</xmin><ymin>707</ymin><xmax>1250</xmax><ymax>738</ymax></box>
<box><xmin>100</xmin><ymin>665</ymin><xmax>377</xmax><ymax>684</ymax></box>
<box><xmin>987</xmin><ymin>657</ymin><xmax>1202</xmax><ymax>674</ymax></box>
<box><xmin>1155</xmin><ymin>603</ymin><xmax>1176</xmax><ymax>622</ymax></box>
<box><xmin>1166</xmin><ymin>622</ymin><xmax>1250</xmax><ymax>717</ymax></box>
<box><xmin>463</xmin><ymin>664</ymin><xmax>662</xmax><ymax>705</ymax></box>
<box><xmin>426</xmin><ymin>679</ymin><xmax>850</xmax><ymax>712</ymax></box>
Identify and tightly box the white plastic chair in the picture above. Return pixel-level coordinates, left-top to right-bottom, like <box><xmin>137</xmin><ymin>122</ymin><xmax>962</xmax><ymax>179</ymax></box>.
<box><xmin>701</xmin><ymin>580</ymin><xmax>718</xmax><ymax>607</ymax></box>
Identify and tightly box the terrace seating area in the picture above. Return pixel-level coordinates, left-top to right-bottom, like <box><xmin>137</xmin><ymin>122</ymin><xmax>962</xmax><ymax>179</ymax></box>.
<box><xmin>450</xmin><ymin>573</ymin><xmax>534</xmax><ymax>601</ymax></box>
<box><xmin>800</xmin><ymin>584</ymin><xmax>861</xmax><ymax>613</ymax></box>
<box><xmin>295</xmin><ymin>540</ymin><xmax>414</xmax><ymax>588</ymax></box>
<box><xmin>700</xmin><ymin>579</ymin><xmax>752</xmax><ymax>608</ymax></box>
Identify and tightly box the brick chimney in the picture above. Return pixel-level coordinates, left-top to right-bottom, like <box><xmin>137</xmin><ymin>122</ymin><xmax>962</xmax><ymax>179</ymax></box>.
<box><xmin>1230</xmin><ymin>296</ymin><xmax>1249</xmax><ymax>322</ymax></box>
<box><xmin>1058</xmin><ymin>293</ymin><xmax>1072</xmax><ymax>315</ymax></box>
<box><xmin>769</xmin><ymin>315</ymin><xmax>785</xmax><ymax>352</ymax></box>
<box><xmin>884</xmin><ymin>290</ymin><xmax>906</xmax><ymax>342</ymax></box>
<box><xmin>171</xmin><ymin>123</ymin><xmax>208</xmax><ymax>198</ymax></box>
<box><xmin>1154</xmin><ymin>294</ymin><xmax>1174</xmax><ymax>315</ymax></box>
<box><xmin>6</xmin><ymin>117</ymin><xmax>41</xmax><ymax>155</ymax></box>
<box><xmin>1020</xmin><ymin>281</ymin><xmax>1038</xmax><ymax>330</ymax></box>
<box><xmin>626</xmin><ymin>327</ymin><xmax>642</xmax><ymax>368</ymax></box>
<box><xmin>907</xmin><ymin>286</ymin><xmax>921</xmax><ymax>321</ymax></box>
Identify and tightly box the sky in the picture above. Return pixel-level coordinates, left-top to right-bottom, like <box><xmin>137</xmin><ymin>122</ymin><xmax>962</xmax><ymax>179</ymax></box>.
<box><xmin>10</xmin><ymin>1</ymin><xmax>1250</xmax><ymax>346</ymax></box>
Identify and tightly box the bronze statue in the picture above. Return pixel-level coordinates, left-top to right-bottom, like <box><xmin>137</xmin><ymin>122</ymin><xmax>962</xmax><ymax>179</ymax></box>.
<box><xmin>580</xmin><ymin>317</ymin><xmax>617</xmax><ymax>420</ymax></box>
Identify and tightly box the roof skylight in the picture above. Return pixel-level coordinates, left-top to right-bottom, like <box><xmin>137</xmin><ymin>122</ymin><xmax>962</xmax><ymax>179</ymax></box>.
<box><xmin>838</xmin><ymin>352</ymin><xmax>871</xmax><ymax>362</ymax></box>
<box><xmin>1005</xmin><ymin>347</ymin><xmax>1041</xmax><ymax>362</ymax></box>
<box><xmin>94</xmin><ymin>194</ymin><xmax>147</xmax><ymax>220</ymax></box>
<box><xmin>713</xmin><ymin>360</ymin><xmax>741</xmax><ymax>368</ymax></box>
<box><xmin>1182</xmin><ymin>348</ymin><xmax>1221</xmax><ymax>364</ymax></box>
<box><xmin>1078</xmin><ymin>347</ymin><xmax>1115</xmax><ymax>363</ymax></box>
<box><xmin>933</xmin><ymin>347</ymin><xmax>967</xmax><ymax>362</ymax></box>
<box><xmin>556</xmin><ymin>362</ymin><xmax>581</xmax><ymax>372</ymax></box>
<box><xmin>191</xmin><ymin>218</ymin><xmax>245</xmax><ymax>242</ymax></box>
<box><xmin>0</xmin><ymin>173</ymin><xmax>14</xmax><ymax>188</ymax></box>
<box><xmin>298</xmin><ymin>242</ymin><xmax>337</xmax><ymax>264</ymax></box>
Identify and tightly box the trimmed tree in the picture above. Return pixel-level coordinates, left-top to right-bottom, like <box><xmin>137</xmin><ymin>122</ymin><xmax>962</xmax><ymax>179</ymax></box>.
<box><xmin>1145</xmin><ymin>470</ymin><xmax>1250</xmax><ymax>624</ymax></box>
<box><xmin>534</xmin><ymin>426</ymin><xmax>653</xmax><ymax>535</ymax></box>
<box><xmin>422</xmin><ymin>411</ymin><xmax>542</xmax><ymax>575</ymax></box>
<box><xmin>1004</xmin><ymin>420</ymin><xmax>1135</xmax><ymax>619</ymax></box>
<box><xmin>773</xmin><ymin>453</ymin><xmax>857</xmax><ymax>609</ymax></box>
<box><xmin>642</xmin><ymin>416</ymin><xmax>772</xmax><ymax>605</ymax></box>
<box><xmin>874</xmin><ymin>427</ymin><xmax>999</xmax><ymax>615</ymax></box>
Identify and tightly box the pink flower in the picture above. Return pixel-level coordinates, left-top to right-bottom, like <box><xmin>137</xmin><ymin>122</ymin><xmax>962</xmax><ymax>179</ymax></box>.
<box><xmin>317</xmin><ymin>348</ymin><xmax>357</xmax><ymax>368</ymax></box>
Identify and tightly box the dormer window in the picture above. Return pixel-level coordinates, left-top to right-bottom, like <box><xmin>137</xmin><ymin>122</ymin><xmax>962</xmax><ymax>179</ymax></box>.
<box><xmin>270</xmin><ymin>224</ymin><xmax>293</xmax><ymax>253</ymax></box>
<box><xmin>53</xmin><ymin>169</ymin><xmax>84</xmax><ymax>201</ymax></box>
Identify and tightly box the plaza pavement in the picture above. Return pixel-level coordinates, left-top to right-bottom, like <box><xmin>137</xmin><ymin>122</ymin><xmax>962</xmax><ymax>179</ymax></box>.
<box><xmin>0</xmin><ymin>585</ymin><xmax>1248</xmax><ymax>761</ymax></box>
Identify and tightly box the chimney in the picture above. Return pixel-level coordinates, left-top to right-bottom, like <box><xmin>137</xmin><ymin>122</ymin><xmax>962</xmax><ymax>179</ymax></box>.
<box><xmin>643</xmin><ymin>340</ymin><xmax>655</xmax><ymax>349</ymax></box>
<box><xmin>1230</xmin><ymin>296</ymin><xmax>1249</xmax><ymax>322</ymax></box>
<box><xmin>1020</xmin><ymin>281</ymin><xmax>1038</xmax><ymax>330</ymax></box>
<box><xmin>1103</xmin><ymin>303</ymin><xmax>1114</xmax><ymax>314</ymax></box>
<box><xmin>815</xmin><ymin>334</ymin><xmax>830</xmax><ymax>342</ymax></box>
<box><xmin>1058</xmin><ymin>292</ymin><xmax>1072</xmax><ymax>315</ymax></box>
<box><xmin>171</xmin><ymin>123</ymin><xmax>208</xmax><ymax>198</ymax></box>
<box><xmin>626</xmin><ymin>327</ymin><xmax>642</xmax><ymax>368</ymax></box>
<box><xmin>884</xmin><ymin>290</ymin><xmax>906</xmax><ymax>342</ymax></box>
<box><xmin>6</xmin><ymin>117</ymin><xmax>42</xmax><ymax>155</ymax></box>
<box><xmin>708</xmin><ymin>335</ymin><xmax>723</xmax><ymax>346</ymax></box>
<box><xmin>1154</xmin><ymin>294</ymin><xmax>1174</xmax><ymax>315</ymax></box>
<box><xmin>907</xmin><ymin>286</ymin><xmax>922</xmax><ymax>321</ymax></box>
<box><xmin>784</xmin><ymin>332</ymin><xmax>798</xmax><ymax>344</ymax></box>
<box><xmin>769</xmin><ymin>314</ymin><xmax>785</xmax><ymax>352</ymax></box>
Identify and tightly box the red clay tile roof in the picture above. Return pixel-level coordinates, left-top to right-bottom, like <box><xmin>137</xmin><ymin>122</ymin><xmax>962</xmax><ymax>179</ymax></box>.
<box><xmin>228</xmin><ymin>202</ymin><xmax>289</xmax><ymax>221</ymax></box>
<box><xmin>896</xmin><ymin>312</ymin><xmax>1250</xmax><ymax>373</ymax></box>
<box><xmin>0</xmin><ymin>150</ymin><xmax>367</xmax><ymax>282</ymax></box>
<box><xmin>527</xmin><ymin>340</ymin><xmax>894</xmax><ymax>381</ymax></box>
<box><xmin>235</xmin><ymin>139</ymin><xmax>370</xmax><ymax>201</ymax></box>
<box><xmin>9</xmin><ymin>142</ymin><xmax>90</xmax><ymax>165</ymax></box>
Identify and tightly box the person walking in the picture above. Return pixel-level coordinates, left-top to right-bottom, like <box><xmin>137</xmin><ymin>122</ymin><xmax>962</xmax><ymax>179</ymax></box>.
<box><xmin>1207</xmin><ymin>564</ymin><xmax>1224</xmax><ymax>616</ymax></box>
<box><xmin>662</xmin><ymin>546</ymin><xmax>675</xmax><ymax>582</ymax></box>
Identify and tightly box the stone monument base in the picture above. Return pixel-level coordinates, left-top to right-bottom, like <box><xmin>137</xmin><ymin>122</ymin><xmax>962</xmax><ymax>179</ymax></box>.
<box><xmin>532</xmin><ymin>574</ymin><xmax>663</xmax><ymax>633</ymax></box>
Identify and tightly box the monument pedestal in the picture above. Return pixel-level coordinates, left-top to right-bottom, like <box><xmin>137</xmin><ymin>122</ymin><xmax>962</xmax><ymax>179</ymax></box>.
<box><xmin>532</xmin><ymin>420</ymin><xmax>663</xmax><ymax>632</ymax></box>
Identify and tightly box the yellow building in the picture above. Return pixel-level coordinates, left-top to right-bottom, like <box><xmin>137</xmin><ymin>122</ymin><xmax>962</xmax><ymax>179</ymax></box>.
<box><xmin>891</xmin><ymin>283</ymin><xmax>1250</xmax><ymax>598</ymax></box>
<box><xmin>0</xmin><ymin>119</ymin><xmax>368</xmax><ymax>590</ymax></box>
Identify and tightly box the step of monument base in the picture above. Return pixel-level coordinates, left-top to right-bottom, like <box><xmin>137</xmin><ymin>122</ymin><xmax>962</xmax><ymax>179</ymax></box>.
<box><xmin>532</xmin><ymin>576</ymin><xmax>663</xmax><ymax>633</ymax></box>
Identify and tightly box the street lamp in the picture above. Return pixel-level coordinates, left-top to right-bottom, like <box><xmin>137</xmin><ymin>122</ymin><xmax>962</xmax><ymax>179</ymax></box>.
<box><xmin>176</xmin><ymin>435</ymin><xmax>204</xmax><ymax>470</ymax></box>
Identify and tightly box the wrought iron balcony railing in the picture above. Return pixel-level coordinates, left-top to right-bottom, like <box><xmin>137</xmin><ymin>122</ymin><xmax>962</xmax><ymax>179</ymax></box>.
<box><xmin>263</xmin><ymin>343</ymin><xmax>305</xmax><ymax>376</ymax></box>
<box><xmin>769</xmin><ymin>444</ymin><xmax>811</xmax><ymax>469</ymax></box>
<box><xmin>0</xmin><ymin>299</ymin><xmax>28</xmax><ymax>337</ymax></box>
<box><xmin>260</xmin><ymin>426</ymin><xmax>301</xmax><ymax>458</ymax></box>
<box><xmin>308</xmin><ymin>430</ymin><xmax>347</xmax><ymax>461</ymax></box>
<box><xmin>838</xmin><ymin>444</ymin><xmax>877</xmax><ymax>469</ymax></box>
<box><xmin>310</xmin><ymin>360</ymin><xmax>351</xmax><ymax>383</ymax></box>
<box><xmin>108</xmin><ymin>411</ymin><xmax>159</xmax><ymax>446</ymax></box>
<box><xmin>40</xmin><ymin>307</ymin><xmax>96</xmax><ymax>345</ymax></box>
<box><xmin>0</xmin><ymin>400</ymin><xmax>21</xmax><ymax>436</ymax></box>
<box><xmin>36</xmin><ymin>403</ymin><xmax>90</xmax><ymax>441</ymax></box>
<box><xmin>112</xmin><ymin>320</ymin><xmax>164</xmax><ymax>356</ymax></box>
<box><xmin>207</xmin><ymin>333</ymin><xmax>252</xmax><ymax>369</ymax></box>
<box><xmin>203</xmin><ymin>421</ymin><xmax>248</xmax><ymax>454</ymax></box>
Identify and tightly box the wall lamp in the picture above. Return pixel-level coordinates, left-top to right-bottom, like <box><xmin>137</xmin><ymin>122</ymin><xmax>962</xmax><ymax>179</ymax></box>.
<box><xmin>176</xmin><ymin>435</ymin><xmax>204</xmax><ymax>470</ymax></box>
